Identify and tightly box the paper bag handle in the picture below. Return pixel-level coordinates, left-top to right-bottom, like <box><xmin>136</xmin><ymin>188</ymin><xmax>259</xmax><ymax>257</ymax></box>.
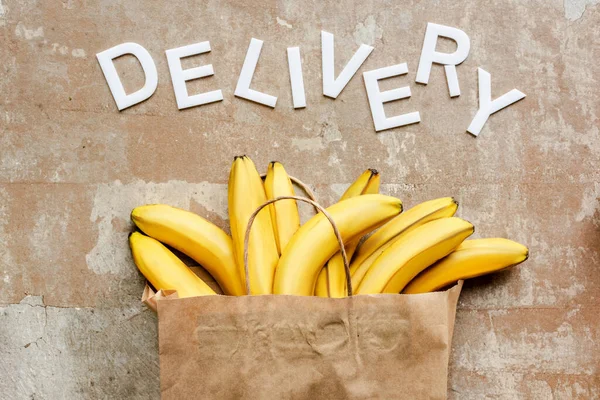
<box><xmin>260</xmin><ymin>173</ymin><xmax>319</xmax><ymax>213</ymax></box>
<box><xmin>244</xmin><ymin>196</ymin><xmax>352</xmax><ymax>297</ymax></box>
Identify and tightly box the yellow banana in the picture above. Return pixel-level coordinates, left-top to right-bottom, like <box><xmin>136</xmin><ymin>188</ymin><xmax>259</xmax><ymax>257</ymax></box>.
<box><xmin>319</xmin><ymin>168</ymin><xmax>381</xmax><ymax>297</ymax></box>
<box><xmin>362</xmin><ymin>172</ymin><xmax>381</xmax><ymax>195</ymax></box>
<box><xmin>130</xmin><ymin>204</ymin><xmax>243</xmax><ymax>296</ymax></box>
<box><xmin>403</xmin><ymin>238</ymin><xmax>529</xmax><ymax>294</ymax></box>
<box><xmin>350</xmin><ymin>197</ymin><xmax>458</xmax><ymax>290</ymax></box>
<box><xmin>264</xmin><ymin>161</ymin><xmax>300</xmax><ymax>255</ymax></box>
<box><xmin>322</xmin><ymin>245</ymin><xmax>356</xmax><ymax>297</ymax></box>
<box><xmin>314</xmin><ymin>267</ymin><xmax>329</xmax><ymax>297</ymax></box>
<box><xmin>228</xmin><ymin>156</ymin><xmax>279</xmax><ymax>294</ymax></box>
<box><xmin>341</xmin><ymin>168</ymin><xmax>380</xmax><ymax>198</ymax></box>
<box><xmin>356</xmin><ymin>217</ymin><xmax>474</xmax><ymax>295</ymax></box>
<box><xmin>351</xmin><ymin>246</ymin><xmax>391</xmax><ymax>290</ymax></box>
<box><xmin>274</xmin><ymin>194</ymin><xmax>402</xmax><ymax>296</ymax></box>
<box><xmin>129</xmin><ymin>232</ymin><xmax>216</xmax><ymax>298</ymax></box>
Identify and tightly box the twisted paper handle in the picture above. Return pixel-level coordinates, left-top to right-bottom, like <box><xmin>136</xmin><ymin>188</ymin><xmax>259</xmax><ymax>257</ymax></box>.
<box><xmin>260</xmin><ymin>173</ymin><xmax>319</xmax><ymax>212</ymax></box>
<box><xmin>243</xmin><ymin>195</ymin><xmax>352</xmax><ymax>297</ymax></box>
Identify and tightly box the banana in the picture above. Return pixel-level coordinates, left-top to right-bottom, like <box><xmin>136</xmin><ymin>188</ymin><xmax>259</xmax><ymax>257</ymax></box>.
<box><xmin>362</xmin><ymin>172</ymin><xmax>380</xmax><ymax>195</ymax></box>
<box><xmin>319</xmin><ymin>168</ymin><xmax>381</xmax><ymax>297</ymax></box>
<box><xmin>341</xmin><ymin>168</ymin><xmax>380</xmax><ymax>198</ymax></box>
<box><xmin>264</xmin><ymin>161</ymin><xmax>300</xmax><ymax>255</ymax></box>
<box><xmin>403</xmin><ymin>238</ymin><xmax>529</xmax><ymax>294</ymax></box>
<box><xmin>274</xmin><ymin>194</ymin><xmax>402</xmax><ymax>296</ymax></box>
<box><xmin>322</xmin><ymin>245</ymin><xmax>357</xmax><ymax>297</ymax></box>
<box><xmin>350</xmin><ymin>197</ymin><xmax>458</xmax><ymax>290</ymax></box>
<box><xmin>129</xmin><ymin>232</ymin><xmax>216</xmax><ymax>298</ymax></box>
<box><xmin>229</xmin><ymin>156</ymin><xmax>279</xmax><ymax>294</ymax></box>
<box><xmin>351</xmin><ymin>246</ymin><xmax>390</xmax><ymax>290</ymax></box>
<box><xmin>130</xmin><ymin>204</ymin><xmax>244</xmax><ymax>296</ymax></box>
<box><xmin>314</xmin><ymin>267</ymin><xmax>329</xmax><ymax>297</ymax></box>
<box><xmin>356</xmin><ymin>217</ymin><xmax>474</xmax><ymax>295</ymax></box>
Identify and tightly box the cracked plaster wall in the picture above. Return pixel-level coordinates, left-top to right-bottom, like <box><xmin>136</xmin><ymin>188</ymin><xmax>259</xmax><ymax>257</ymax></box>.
<box><xmin>0</xmin><ymin>0</ymin><xmax>598</xmax><ymax>398</ymax></box>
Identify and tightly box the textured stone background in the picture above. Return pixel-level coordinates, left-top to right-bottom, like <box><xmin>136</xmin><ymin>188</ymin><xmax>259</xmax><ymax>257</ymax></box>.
<box><xmin>1</xmin><ymin>0</ymin><xmax>599</xmax><ymax>398</ymax></box>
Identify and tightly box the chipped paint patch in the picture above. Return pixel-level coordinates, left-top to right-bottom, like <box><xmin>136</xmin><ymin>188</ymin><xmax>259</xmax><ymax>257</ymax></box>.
<box><xmin>86</xmin><ymin>180</ymin><xmax>228</xmax><ymax>275</ymax></box>
<box><xmin>276</xmin><ymin>17</ymin><xmax>292</xmax><ymax>29</ymax></box>
<box><xmin>51</xmin><ymin>43</ymin><xmax>84</xmax><ymax>57</ymax></box>
<box><xmin>20</xmin><ymin>294</ymin><xmax>45</xmax><ymax>307</ymax></box>
<box><xmin>353</xmin><ymin>15</ymin><xmax>382</xmax><ymax>46</ymax></box>
<box><xmin>376</xmin><ymin>133</ymin><xmax>410</xmax><ymax>178</ymax></box>
<box><xmin>327</xmin><ymin>152</ymin><xmax>342</xmax><ymax>171</ymax></box>
<box><xmin>455</xmin><ymin>311</ymin><xmax>596</xmax><ymax>376</ymax></box>
<box><xmin>564</xmin><ymin>0</ymin><xmax>600</xmax><ymax>21</ymax></box>
<box><xmin>51</xmin><ymin>43</ymin><xmax>67</xmax><ymax>55</ymax></box>
<box><xmin>0</xmin><ymin>187</ymin><xmax>14</xmax><ymax>288</ymax></box>
<box><xmin>0</xmin><ymin>296</ymin><xmax>158</xmax><ymax>398</ymax></box>
<box><xmin>61</xmin><ymin>0</ymin><xmax>75</xmax><ymax>9</ymax></box>
<box><xmin>14</xmin><ymin>22</ymin><xmax>44</xmax><ymax>40</ymax></box>
<box><xmin>71</xmin><ymin>48</ymin><xmax>86</xmax><ymax>58</ymax></box>
<box><xmin>575</xmin><ymin>182</ymin><xmax>600</xmax><ymax>222</ymax></box>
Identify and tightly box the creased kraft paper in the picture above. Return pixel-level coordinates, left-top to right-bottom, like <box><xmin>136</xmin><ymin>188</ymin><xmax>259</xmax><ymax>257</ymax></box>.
<box><xmin>152</xmin><ymin>282</ymin><xmax>462</xmax><ymax>400</ymax></box>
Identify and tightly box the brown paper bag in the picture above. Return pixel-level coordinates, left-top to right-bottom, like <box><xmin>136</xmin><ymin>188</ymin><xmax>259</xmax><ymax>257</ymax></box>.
<box><xmin>155</xmin><ymin>283</ymin><xmax>462</xmax><ymax>400</ymax></box>
<box><xmin>143</xmin><ymin>194</ymin><xmax>463</xmax><ymax>399</ymax></box>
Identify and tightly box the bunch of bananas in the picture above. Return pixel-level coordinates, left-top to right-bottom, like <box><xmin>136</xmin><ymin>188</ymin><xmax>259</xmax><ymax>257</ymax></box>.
<box><xmin>129</xmin><ymin>156</ymin><xmax>528</xmax><ymax>298</ymax></box>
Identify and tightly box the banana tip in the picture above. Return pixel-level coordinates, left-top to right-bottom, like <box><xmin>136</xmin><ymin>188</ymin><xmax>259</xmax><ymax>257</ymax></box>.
<box><xmin>368</xmin><ymin>168</ymin><xmax>379</xmax><ymax>175</ymax></box>
<box><xmin>130</xmin><ymin>208</ymin><xmax>139</xmax><ymax>223</ymax></box>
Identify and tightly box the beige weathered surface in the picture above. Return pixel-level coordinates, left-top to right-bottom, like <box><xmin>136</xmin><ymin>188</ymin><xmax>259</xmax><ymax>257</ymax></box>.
<box><xmin>0</xmin><ymin>0</ymin><xmax>598</xmax><ymax>398</ymax></box>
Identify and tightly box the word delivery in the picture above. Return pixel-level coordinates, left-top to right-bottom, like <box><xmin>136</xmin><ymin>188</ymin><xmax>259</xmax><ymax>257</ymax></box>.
<box><xmin>96</xmin><ymin>23</ymin><xmax>526</xmax><ymax>137</ymax></box>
